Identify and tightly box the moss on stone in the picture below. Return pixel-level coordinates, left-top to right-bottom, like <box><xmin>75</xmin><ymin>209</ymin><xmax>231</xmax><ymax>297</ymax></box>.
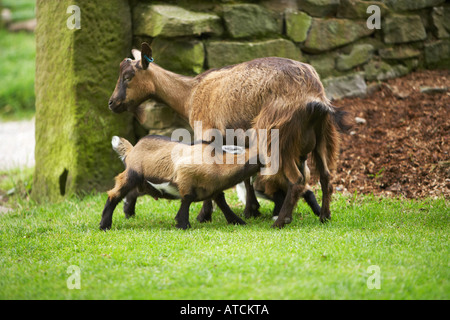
<box><xmin>337</xmin><ymin>0</ymin><xmax>391</xmax><ymax>19</ymax></box>
<box><xmin>222</xmin><ymin>3</ymin><xmax>279</xmax><ymax>39</ymax></box>
<box><xmin>33</xmin><ymin>0</ymin><xmax>134</xmax><ymax>202</ymax></box>
<box><xmin>364</xmin><ymin>60</ymin><xmax>409</xmax><ymax>81</ymax></box>
<box><xmin>285</xmin><ymin>11</ymin><xmax>312</xmax><ymax>43</ymax></box>
<box><xmin>206</xmin><ymin>39</ymin><xmax>302</xmax><ymax>69</ymax></box>
<box><xmin>298</xmin><ymin>0</ymin><xmax>340</xmax><ymax>17</ymax></box>
<box><xmin>383</xmin><ymin>0</ymin><xmax>445</xmax><ymax>11</ymax></box>
<box><xmin>379</xmin><ymin>46</ymin><xmax>421</xmax><ymax>60</ymax></box>
<box><xmin>308</xmin><ymin>53</ymin><xmax>338</xmax><ymax>78</ymax></box>
<box><xmin>383</xmin><ymin>15</ymin><xmax>427</xmax><ymax>44</ymax></box>
<box><xmin>152</xmin><ymin>38</ymin><xmax>205</xmax><ymax>75</ymax></box>
<box><xmin>424</xmin><ymin>40</ymin><xmax>450</xmax><ymax>68</ymax></box>
<box><xmin>133</xmin><ymin>4</ymin><xmax>223</xmax><ymax>37</ymax></box>
<box><xmin>336</xmin><ymin>44</ymin><xmax>374</xmax><ymax>71</ymax></box>
<box><xmin>431</xmin><ymin>7</ymin><xmax>450</xmax><ymax>39</ymax></box>
<box><xmin>302</xmin><ymin>18</ymin><xmax>374</xmax><ymax>53</ymax></box>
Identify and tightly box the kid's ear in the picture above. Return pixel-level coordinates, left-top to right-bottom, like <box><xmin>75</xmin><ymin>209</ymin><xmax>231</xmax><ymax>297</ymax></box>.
<box><xmin>131</xmin><ymin>49</ymin><xmax>141</xmax><ymax>60</ymax></box>
<box><xmin>141</xmin><ymin>42</ymin><xmax>153</xmax><ymax>69</ymax></box>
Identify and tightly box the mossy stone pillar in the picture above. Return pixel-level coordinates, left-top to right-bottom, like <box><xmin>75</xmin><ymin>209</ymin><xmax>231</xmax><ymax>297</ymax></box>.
<box><xmin>33</xmin><ymin>0</ymin><xmax>134</xmax><ymax>202</ymax></box>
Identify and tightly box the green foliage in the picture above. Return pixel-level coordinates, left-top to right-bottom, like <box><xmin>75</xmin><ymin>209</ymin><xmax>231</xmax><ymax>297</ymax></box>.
<box><xmin>0</xmin><ymin>29</ymin><xmax>35</xmax><ymax>120</ymax></box>
<box><xmin>2</xmin><ymin>0</ymin><xmax>36</xmax><ymax>22</ymax></box>
<box><xmin>0</xmin><ymin>188</ymin><xmax>448</xmax><ymax>300</ymax></box>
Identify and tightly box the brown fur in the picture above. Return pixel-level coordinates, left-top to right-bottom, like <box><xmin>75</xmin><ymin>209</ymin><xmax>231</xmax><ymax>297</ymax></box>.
<box><xmin>100</xmin><ymin>136</ymin><xmax>261</xmax><ymax>230</ymax></box>
<box><xmin>109</xmin><ymin>43</ymin><xmax>344</xmax><ymax>226</ymax></box>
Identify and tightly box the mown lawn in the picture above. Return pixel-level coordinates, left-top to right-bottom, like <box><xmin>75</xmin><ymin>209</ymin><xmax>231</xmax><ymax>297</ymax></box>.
<box><xmin>0</xmin><ymin>182</ymin><xmax>448</xmax><ymax>300</ymax></box>
<box><xmin>2</xmin><ymin>0</ymin><xmax>36</xmax><ymax>23</ymax></box>
<box><xmin>0</xmin><ymin>0</ymin><xmax>36</xmax><ymax>120</ymax></box>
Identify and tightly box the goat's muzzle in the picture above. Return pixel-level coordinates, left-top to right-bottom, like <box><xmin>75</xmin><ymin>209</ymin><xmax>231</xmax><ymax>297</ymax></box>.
<box><xmin>108</xmin><ymin>99</ymin><xmax>126</xmax><ymax>113</ymax></box>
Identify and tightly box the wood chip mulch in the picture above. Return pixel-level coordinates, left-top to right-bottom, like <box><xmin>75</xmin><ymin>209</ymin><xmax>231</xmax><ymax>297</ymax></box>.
<box><xmin>329</xmin><ymin>69</ymin><xmax>449</xmax><ymax>199</ymax></box>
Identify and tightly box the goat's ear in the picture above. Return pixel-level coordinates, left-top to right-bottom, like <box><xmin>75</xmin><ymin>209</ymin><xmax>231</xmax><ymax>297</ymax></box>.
<box><xmin>141</xmin><ymin>42</ymin><xmax>153</xmax><ymax>70</ymax></box>
<box><xmin>131</xmin><ymin>49</ymin><xmax>141</xmax><ymax>60</ymax></box>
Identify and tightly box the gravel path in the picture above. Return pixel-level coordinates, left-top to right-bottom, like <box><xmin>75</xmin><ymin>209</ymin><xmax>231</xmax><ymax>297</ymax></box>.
<box><xmin>0</xmin><ymin>118</ymin><xmax>35</xmax><ymax>171</ymax></box>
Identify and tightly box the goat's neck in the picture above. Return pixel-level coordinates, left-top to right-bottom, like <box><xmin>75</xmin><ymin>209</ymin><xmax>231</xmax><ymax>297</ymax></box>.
<box><xmin>147</xmin><ymin>65</ymin><xmax>195</xmax><ymax>118</ymax></box>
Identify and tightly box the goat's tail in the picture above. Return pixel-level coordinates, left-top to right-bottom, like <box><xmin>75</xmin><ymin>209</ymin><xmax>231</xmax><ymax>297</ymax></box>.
<box><xmin>111</xmin><ymin>136</ymin><xmax>133</xmax><ymax>163</ymax></box>
<box><xmin>331</xmin><ymin>106</ymin><xmax>352</xmax><ymax>134</ymax></box>
<box><xmin>253</xmin><ymin>100</ymin><xmax>346</xmax><ymax>185</ymax></box>
<box><xmin>307</xmin><ymin>102</ymin><xmax>346</xmax><ymax>178</ymax></box>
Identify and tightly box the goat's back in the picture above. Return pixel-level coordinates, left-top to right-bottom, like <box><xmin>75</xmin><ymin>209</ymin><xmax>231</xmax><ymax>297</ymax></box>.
<box><xmin>189</xmin><ymin>57</ymin><xmax>329</xmax><ymax>136</ymax></box>
<box><xmin>126</xmin><ymin>135</ymin><xmax>180</xmax><ymax>180</ymax></box>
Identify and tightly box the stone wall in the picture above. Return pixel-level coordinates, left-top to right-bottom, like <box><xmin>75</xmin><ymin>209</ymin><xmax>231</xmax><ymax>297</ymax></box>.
<box><xmin>33</xmin><ymin>0</ymin><xmax>449</xmax><ymax>200</ymax></box>
<box><xmin>130</xmin><ymin>0</ymin><xmax>449</xmax><ymax>133</ymax></box>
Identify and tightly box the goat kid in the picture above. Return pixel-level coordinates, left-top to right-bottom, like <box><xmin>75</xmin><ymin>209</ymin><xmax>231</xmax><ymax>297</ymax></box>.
<box><xmin>100</xmin><ymin>135</ymin><xmax>264</xmax><ymax>230</ymax></box>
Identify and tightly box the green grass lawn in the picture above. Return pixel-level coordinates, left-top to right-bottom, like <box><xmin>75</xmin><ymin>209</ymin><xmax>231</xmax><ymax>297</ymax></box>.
<box><xmin>0</xmin><ymin>29</ymin><xmax>35</xmax><ymax>120</ymax></box>
<box><xmin>2</xmin><ymin>0</ymin><xmax>36</xmax><ymax>23</ymax></box>
<box><xmin>0</xmin><ymin>175</ymin><xmax>448</xmax><ymax>300</ymax></box>
<box><xmin>0</xmin><ymin>0</ymin><xmax>36</xmax><ymax>120</ymax></box>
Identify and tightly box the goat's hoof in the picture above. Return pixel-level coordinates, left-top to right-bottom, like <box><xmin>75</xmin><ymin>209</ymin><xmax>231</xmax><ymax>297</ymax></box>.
<box><xmin>197</xmin><ymin>216</ymin><xmax>212</xmax><ymax>223</ymax></box>
<box><xmin>319</xmin><ymin>215</ymin><xmax>331</xmax><ymax>223</ymax></box>
<box><xmin>124</xmin><ymin>212</ymin><xmax>136</xmax><ymax>219</ymax></box>
<box><xmin>244</xmin><ymin>208</ymin><xmax>261</xmax><ymax>219</ymax></box>
<box><xmin>229</xmin><ymin>218</ymin><xmax>246</xmax><ymax>226</ymax></box>
<box><xmin>123</xmin><ymin>204</ymin><xmax>136</xmax><ymax>219</ymax></box>
<box><xmin>99</xmin><ymin>223</ymin><xmax>111</xmax><ymax>231</ymax></box>
<box><xmin>271</xmin><ymin>220</ymin><xmax>285</xmax><ymax>229</ymax></box>
<box><xmin>176</xmin><ymin>222</ymin><xmax>191</xmax><ymax>230</ymax></box>
<box><xmin>272</xmin><ymin>216</ymin><xmax>292</xmax><ymax>224</ymax></box>
<box><xmin>196</xmin><ymin>212</ymin><xmax>212</xmax><ymax>223</ymax></box>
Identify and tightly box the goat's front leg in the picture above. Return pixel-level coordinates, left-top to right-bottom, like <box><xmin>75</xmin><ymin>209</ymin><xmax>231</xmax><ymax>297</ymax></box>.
<box><xmin>243</xmin><ymin>178</ymin><xmax>261</xmax><ymax>218</ymax></box>
<box><xmin>100</xmin><ymin>197</ymin><xmax>120</xmax><ymax>231</ymax></box>
<box><xmin>273</xmin><ymin>188</ymin><xmax>320</xmax><ymax>221</ymax></box>
<box><xmin>272</xmin><ymin>183</ymin><xmax>304</xmax><ymax>229</ymax></box>
<box><xmin>214</xmin><ymin>192</ymin><xmax>246</xmax><ymax>225</ymax></box>
<box><xmin>302</xmin><ymin>188</ymin><xmax>321</xmax><ymax>217</ymax></box>
<box><xmin>196</xmin><ymin>200</ymin><xmax>213</xmax><ymax>223</ymax></box>
<box><xmin>175</xmin><ymin>197</ymin><xmax>193</xmax><ymax>230</ymax></box>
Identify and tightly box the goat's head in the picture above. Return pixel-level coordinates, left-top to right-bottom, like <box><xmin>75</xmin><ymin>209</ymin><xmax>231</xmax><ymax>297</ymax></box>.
<box><xmin>108</xmin><ymin>42</ymin><xmax>155</xmax><ymax>113</ymax></box>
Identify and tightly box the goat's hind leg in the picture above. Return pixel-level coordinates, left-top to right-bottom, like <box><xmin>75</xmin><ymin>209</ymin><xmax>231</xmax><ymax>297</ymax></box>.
<box><xmin>214</xmin><ymin>192</ymin><xmax>246</xmax><ymax>225</ymax></box>
<box><xmin>302</xmin><ymin>187</ymin><xmax>321</xmax><ymax>217</ymax></box>
<box><xmin>272</xmin><ymin>189</ymin><xmax>320</xmax><ymax>220</ymax></box>
<box><xmin>243</xmin><ymin>178</ymin><xmax>261</xmax><ymax>218</ymax></box>
<box><xmin>196</xmin><ymin>200</ymin><xmax>213</xmax><ymax>223</ymax></box>
<box><xmin>295</xmin><ymin>159</ymin><xmax>321</xmax><ymax>217</ymax></box>
<box><xmin>313</xmin><ymin>150</ymin><xmax>333</xmax><ymax>223</ymax></box>
<box><xmin>100</xmin><ymin>171</ymin><xmax>136</xmax><ymax>230</ymax></box>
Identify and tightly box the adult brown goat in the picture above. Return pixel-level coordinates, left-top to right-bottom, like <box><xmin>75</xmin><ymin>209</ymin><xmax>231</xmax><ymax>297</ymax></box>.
<box><xmin>109</xmin><ymin>42</ymin><xmax>347</xmax><ymax>228</ymax></box>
